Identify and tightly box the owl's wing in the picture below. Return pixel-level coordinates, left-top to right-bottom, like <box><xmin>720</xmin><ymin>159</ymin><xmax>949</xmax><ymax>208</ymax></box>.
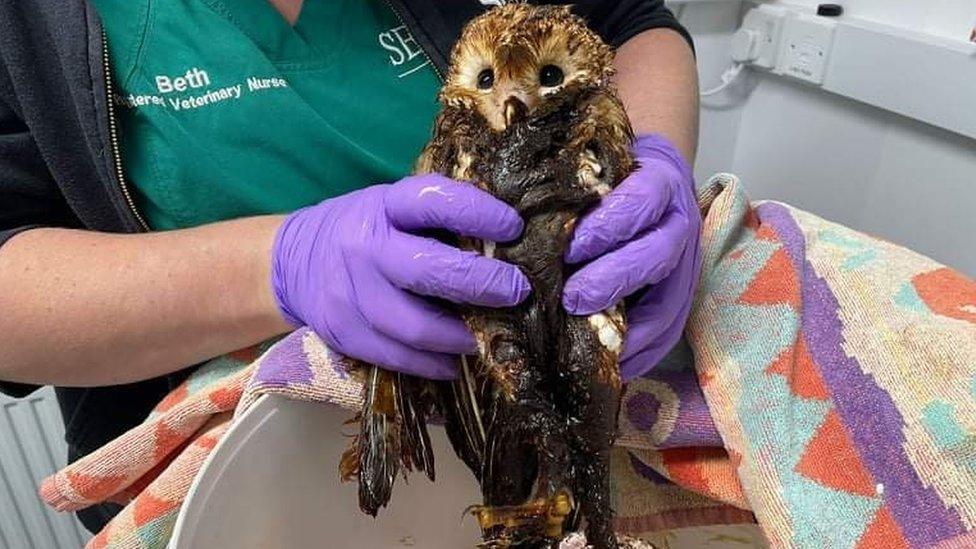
<box><xmin>416</xmin><ymin>106</ymin><xmax>493</xmax><ymax>478</ymax></box>
<box><xmin>438</xmin><ymin>357</ymin><xmax>487</xmax><ymax>475</ymax></box>
<box><xmin>570</xmin><ymin>88</ymin><xmax>637</xmax><ymax>192</ymax></box>
<box><xmin>416</xmin><ymin>105</ymin><xmax>482</xmax><ymax>183</ymax></box>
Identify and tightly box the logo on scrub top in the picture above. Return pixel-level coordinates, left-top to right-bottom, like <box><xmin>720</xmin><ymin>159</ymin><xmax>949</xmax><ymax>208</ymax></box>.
<box><xmin>378</xmin><ymin>26</ymin><xmax>431</xmax><ymax>78</ymax></box>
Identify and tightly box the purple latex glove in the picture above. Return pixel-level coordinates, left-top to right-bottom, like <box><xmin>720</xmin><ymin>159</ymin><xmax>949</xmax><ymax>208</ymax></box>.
<box><xmin>272</xmin><ymin>175</ymin><xmax>531</xmax><ymax>380</ymax></box>
<box><xmin>564</xmin><ymin>134</ymin><xmax>702</xmax><ymax>381</ymax></box>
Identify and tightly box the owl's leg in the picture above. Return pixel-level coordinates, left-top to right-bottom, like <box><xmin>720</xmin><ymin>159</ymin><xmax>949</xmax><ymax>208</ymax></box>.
<box><xmin>482</xmin><ymin>399</ymin><xmax>532</xmax><ymax>505</ymax></box>
<box><xmin>573</xmin><ymin>437</ymin><xmax>617</xmax><ymax>549</ymax></box>
<box><xmin>474</xmin><ymin>403</ymin><xmax>575</xmax><ymax>546</ymax></box>
<box><xmin>471</xmin><ymin>335</ymin><xmax>576</xmax><ymax>545</ymax></box>
<box><xmin>562</xmin><ymin>313</ymin><xmax>624</xmax><ymax>549</ymax></box>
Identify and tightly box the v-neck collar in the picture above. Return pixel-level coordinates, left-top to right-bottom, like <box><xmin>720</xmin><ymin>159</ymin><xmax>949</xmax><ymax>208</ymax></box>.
<box><xmin>266</xmin><ymin>0</ymin><xmax>304</xmax><ymax>27</ymax></box>
<box><xmin>201</xmin><ymin>0</ymin><xmax>324</xmax><ymax>66</ymax></box>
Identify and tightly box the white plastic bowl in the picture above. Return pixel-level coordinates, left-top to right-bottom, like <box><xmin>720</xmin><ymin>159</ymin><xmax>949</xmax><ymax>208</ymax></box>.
<box><xmin>170</xmin><ymin>395</ymin><xmax>483</xmax><ymax>548</ymax></box>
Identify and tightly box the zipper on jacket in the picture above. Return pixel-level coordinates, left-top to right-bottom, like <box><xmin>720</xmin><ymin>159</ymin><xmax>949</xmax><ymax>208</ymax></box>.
<box><xmin>383</xmin><ymin>0</ymin><xmax>444</xmax><ymax>80</ymax></box>
<box><xmin>101</xmin><ymin>31</ymin><xmax>150</xmax><ymax>231</ymax></box>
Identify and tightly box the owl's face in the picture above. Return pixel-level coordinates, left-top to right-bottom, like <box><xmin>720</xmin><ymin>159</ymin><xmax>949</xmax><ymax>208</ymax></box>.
<box><xmin>442</xmin><ymin>5</ymin><xmax>615</xmax><ymax>132</ymax></box>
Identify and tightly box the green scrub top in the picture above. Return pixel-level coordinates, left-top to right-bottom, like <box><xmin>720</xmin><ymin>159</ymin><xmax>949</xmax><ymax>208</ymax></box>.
<box><xmin>94</xmin><ymin>0</ymin><xmax>442</xmax><ymax>230</ymax></box>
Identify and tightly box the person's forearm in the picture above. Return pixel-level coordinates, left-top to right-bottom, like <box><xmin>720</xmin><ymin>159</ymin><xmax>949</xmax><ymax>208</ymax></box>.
<box><xmin>0</xmin><ymin>217</ymin><xmax>292</xmax><ymax>387</ymax></box>
<box><xmin>614</xmin><ymin>28</ymin><xmax>700</xmax><ymax>163</ymax></box>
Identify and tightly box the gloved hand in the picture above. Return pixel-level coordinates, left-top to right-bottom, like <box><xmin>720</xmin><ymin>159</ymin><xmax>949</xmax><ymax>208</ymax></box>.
<box><xmin>272</xmin><ymin>174</ymin><xmax>530</xmax><ymax>380</ymax></box>
<box><xmin>563</xmin><ymin>134</ymin><xmax>702</xmax><ymax>381</ymax></box>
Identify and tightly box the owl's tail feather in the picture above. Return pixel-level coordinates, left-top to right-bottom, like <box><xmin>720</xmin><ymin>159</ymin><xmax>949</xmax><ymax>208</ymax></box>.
<box><xmin>356</xmin><ymin>365</ymin><xmax>401</xmax><ymax>516</ymax></box>
<box><xmin>346</xmin><ymin>365</ymin><xmax>439</xmax><ymax>516</ymax></box>
<box><xmin>439</xmin><ymin>355</ymin><xmax>487</xmax><ymax>476</ymax></box>
<box><xmin>396</xmin><ymin>373</ymin><xmax>436</xmax><ymax>482</ymax></box>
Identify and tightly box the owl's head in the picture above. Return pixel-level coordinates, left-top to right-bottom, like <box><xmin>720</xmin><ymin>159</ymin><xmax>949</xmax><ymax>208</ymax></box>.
<box><xmin>442</xmin><ymin>4</ymin><xmax>615</xmax><ymax>132</ymax></box>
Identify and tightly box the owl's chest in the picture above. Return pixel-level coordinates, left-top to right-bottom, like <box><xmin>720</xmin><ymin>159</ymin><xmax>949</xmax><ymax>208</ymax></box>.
<box><xmin>475</xmin><ymin>107</ymin><xmax>597</xmax><ymax>214</ymax></box>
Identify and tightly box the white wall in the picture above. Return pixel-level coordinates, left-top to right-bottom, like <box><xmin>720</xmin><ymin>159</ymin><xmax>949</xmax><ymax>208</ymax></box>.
<box><xmin>678</xmin><ymin>0</ymin><xmax>976</xmax><ymax>275</ymax></box>
<box><xmin>781</xmin><ymin>0</ymin><xmax>976</xmax><ymax>41</ymax></box>
<box><xmin>730</xmin><ymin>74</ymin><xmax>976</xmax><ymax>275</ymax></box>
<box><xmin>669</xmin><ymin>1</ymin><xmax>750</xmax><ymax>182</ymax></box>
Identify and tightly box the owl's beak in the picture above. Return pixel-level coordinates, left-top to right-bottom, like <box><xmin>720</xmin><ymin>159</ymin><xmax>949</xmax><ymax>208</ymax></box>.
<box><xmin>503</xmin><ymin>96</ymin><xmax>528</xmax><ymax>129</ymax></box>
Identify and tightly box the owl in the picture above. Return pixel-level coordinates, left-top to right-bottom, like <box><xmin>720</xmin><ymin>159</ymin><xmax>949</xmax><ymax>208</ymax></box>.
<box><xmin>342</xmin><ymin>5</ymin><xmax>636</xmax><ymax>548</ymax></box>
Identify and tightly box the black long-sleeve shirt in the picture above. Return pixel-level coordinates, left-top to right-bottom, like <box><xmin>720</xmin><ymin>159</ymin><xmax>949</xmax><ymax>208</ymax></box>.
<box><xmin>0</xmin><ymin>0</ymin><xmax>691</xmax><ymax>532</ymax></box>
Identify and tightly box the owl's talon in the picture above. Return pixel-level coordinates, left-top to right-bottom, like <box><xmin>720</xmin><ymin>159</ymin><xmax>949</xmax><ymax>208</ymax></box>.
<box><xmin>469</xmin><ymin>490</ymin><xmax>575</xmax><ymax>544</ymax></box>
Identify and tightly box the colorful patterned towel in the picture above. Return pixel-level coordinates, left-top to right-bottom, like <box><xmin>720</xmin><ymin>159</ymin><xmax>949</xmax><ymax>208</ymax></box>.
<box><xmin>684</xmin><ymin>175</ymin><xmax>976</xmax><ymax>548</ymax></box>
<box><xmin>40</xmin><ymin>174</ymin><xmax>976</xmax><ymax>548</ymax></box>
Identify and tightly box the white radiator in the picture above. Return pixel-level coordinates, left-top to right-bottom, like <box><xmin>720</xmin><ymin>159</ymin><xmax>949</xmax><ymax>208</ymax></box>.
<box><xmin>0</xmin><ymin>386</ymin><xmax>91</xmax><ymax>548</ymax></box>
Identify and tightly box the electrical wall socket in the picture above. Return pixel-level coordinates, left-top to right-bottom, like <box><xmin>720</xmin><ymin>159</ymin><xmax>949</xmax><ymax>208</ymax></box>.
<box><xmin>740</xmin><ymin>5</ymin><xmax>790</xmax><ymax>69</ymax></box>
<box><xmin>777</xmin><ymin>14</ymin><xmax>838</xmax><ymax>85</ymax></box>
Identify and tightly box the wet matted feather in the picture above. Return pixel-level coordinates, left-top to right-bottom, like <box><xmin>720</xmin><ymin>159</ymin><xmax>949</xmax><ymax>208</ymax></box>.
<box><xmin>342</xmin><ymin>5</ymin><xmax>638</xmax><ymax>548</ymax></box>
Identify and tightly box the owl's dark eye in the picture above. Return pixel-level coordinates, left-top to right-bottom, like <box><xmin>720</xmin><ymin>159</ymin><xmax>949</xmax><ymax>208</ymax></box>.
<box><xmin>477</xmin><ymin>69</ymin><xmax>494</xmax><ymax>90</ymax></box>
<box><xmin>539</xmin><ymin>64</ymin><xmax>565</xmax><ymax>87</ymax></box>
